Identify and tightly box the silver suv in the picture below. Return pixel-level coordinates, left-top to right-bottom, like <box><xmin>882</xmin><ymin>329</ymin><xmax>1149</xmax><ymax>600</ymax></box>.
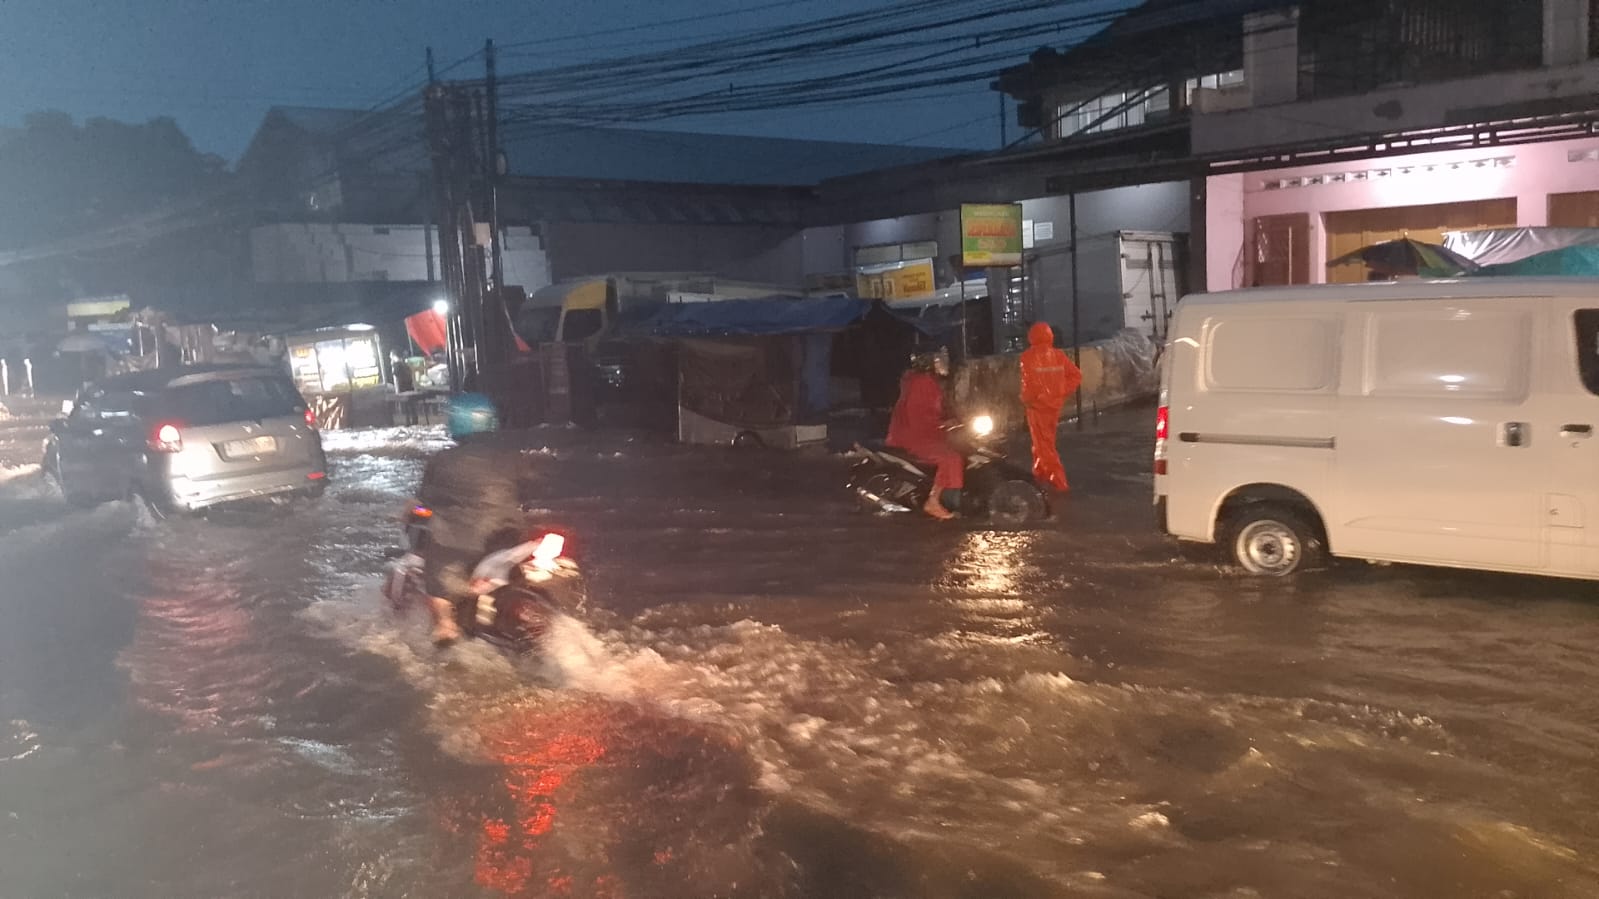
<box><xmin>45</xmin><ymin>366</ymin><xmax>328</xmax><ymax>513</ymax></box>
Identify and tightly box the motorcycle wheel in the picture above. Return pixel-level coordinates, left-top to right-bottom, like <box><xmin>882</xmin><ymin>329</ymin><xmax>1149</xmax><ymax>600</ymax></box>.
<box><xmin>987</xmin><ymin>480</ymin><xmax>1046</xmax><ymax>528</ymax></box>
<box><xmin>492</xmin><ymin>585</ymin><xmax>555</xmax><ymax>654</ymax></box>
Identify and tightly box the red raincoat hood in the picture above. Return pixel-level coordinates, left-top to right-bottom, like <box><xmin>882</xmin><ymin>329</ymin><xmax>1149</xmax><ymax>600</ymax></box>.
<box><xmin>1028</xmin><ymin>322</ymin><xmax>1054</xmax><ymax>347</ymax></box>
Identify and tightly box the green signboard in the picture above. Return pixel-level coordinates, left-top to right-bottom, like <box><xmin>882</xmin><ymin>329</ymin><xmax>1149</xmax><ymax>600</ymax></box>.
<box><xmin>960</xmin><ymin>203</ymin><xmax>1024</xmax><ymax>267</ymax></box>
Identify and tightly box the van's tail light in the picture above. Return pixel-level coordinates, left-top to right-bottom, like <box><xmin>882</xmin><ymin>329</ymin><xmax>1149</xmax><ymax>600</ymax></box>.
<box><xmin>1154</xmin><ymin>405</ymin><xmax>1169</xmax><ymax>476</ymax></box>
<box><xmin>303</xmin><ymin>407</ymin><xmax>318</xmax><ymax>429</ymax></box>
<box><xmin>148</xmin><ymin>422</ymin><xmax>184</xmax><ymax>453</ymax></box>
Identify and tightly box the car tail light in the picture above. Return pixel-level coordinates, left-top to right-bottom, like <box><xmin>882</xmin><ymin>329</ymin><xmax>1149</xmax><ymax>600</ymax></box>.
<box><xmin>1154</xmin><ymin>405</ymin><xmax>1169</xmax><ymax>476</ymax></box>
<box><xmin>148</xmin><ymin>422</ymin><xmax>184</xmax><ymax>453</ymax></box>
<box><xmin>532</xmin><ymin>532</ymin><xmax>566</xmax><ymax>564</ymax></box>
<box><xmin>303</xmin><ymin>407</ymin><xmax>318</xmax><ymax>429</ymax></box>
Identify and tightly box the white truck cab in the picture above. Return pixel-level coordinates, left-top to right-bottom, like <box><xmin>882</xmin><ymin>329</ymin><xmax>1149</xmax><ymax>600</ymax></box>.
<box><xmin>1155</xmin><ymin>278</ymin><xmax>1599</xmax><ymax>579</ymax></box>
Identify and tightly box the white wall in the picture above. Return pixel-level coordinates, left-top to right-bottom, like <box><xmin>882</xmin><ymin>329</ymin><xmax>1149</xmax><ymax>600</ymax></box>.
<box><xmin>251</xmin><ymin>223</ymin><xmax>553</xmax><ymax>293</ymax></box>
<box><xmin>1194</xmin><ymin>59</ymin><xmax>1599</xmax><ymax>156</ymax></box>
<box><xmin>1206</xmin><ymin>173</ymin><xmax>1246</xmax><ymax>292</ymax></box>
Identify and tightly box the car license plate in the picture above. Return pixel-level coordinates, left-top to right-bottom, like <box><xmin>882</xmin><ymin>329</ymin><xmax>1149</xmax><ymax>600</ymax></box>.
<box><xmin>223</xmin><ymin>436</ymin><xmax>277</xmax><ymax>456</ymax></box>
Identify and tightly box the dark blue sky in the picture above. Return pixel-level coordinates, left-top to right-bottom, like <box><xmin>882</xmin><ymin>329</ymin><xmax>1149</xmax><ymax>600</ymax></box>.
<box><xmin>0</xmin><ymin>0</ymin><xmax>1096</xmax><ymax>162</ymax></box>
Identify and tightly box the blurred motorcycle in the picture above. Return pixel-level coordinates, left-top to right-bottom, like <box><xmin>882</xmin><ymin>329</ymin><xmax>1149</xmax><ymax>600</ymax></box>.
<box><xmin>383</xmin><ymin>504</ymin><xmax>586</xmax><ymax>654</ymax></box>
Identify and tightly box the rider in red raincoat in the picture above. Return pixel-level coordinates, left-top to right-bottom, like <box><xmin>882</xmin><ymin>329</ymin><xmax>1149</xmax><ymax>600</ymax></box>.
<box><xmin>1019</xmin><ymin>322</ymin><xmax>1082</xmax><ymax>492</ymax></box>
<box><xmin>887</xmin><ymin>349</ymin><xmax>962</xmax><ymax>520</ymax></box>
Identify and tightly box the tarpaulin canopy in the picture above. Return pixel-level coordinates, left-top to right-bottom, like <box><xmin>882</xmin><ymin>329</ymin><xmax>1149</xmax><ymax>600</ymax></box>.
<box><xmin>1468</xmin><ymin>245</ymin><xmax>1599</xmax><ymax>277</ymax></box>
<box><xmin>406</xmin><ymin>309</ymin><xmax>448</xmax><ymax>356</ymax></box>
<box><xmin>615</xmin><ymin>295</ymin><xmax>867</xmax><ymax>338</ymax></box>
<box><xmin>1444</xmin><ymin>227</ymin><xmax>1599</xmax><ymax>266</ymax></box>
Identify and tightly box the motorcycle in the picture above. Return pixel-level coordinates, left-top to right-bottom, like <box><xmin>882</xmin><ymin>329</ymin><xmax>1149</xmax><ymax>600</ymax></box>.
<box><xmin>847</xmin><ymin>413</ymin><xmax>1050</xmax><ymax>527</ymax></box>
<box><xmin>383</xmin><ymin>504</ymin><xmax>586</xmax><ymax>654</ymax></box>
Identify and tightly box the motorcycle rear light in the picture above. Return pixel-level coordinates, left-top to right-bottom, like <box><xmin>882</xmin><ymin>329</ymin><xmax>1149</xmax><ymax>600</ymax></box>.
<box><xmin>303</xmin><ymin>407</ymin><xmax>318</xmax><ymax>429</ymax></box>
<box><xmin>411</xmin><ymin>506</ymin><xmax>433</xmax><ymax>518</ymax></box>
<box><xmin>148</xmin><ymin>422</ymin><xmax>183</xmax><ymax>453</ymax></box>
<box><xmin>307</xmin><ymin>471</ymin><xmax>326</xmax><ymax>480</ymax></box>
<box><xmin>533</xmin><ymin>532</ymin><xmax>565</xmax><ymax>564</ymax></box>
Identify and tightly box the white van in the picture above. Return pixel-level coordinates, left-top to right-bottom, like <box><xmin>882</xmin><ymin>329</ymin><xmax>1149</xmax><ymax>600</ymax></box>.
<box><xmin>1154</xmin><ymin>278</ymin><xmax>1599</xmax><ymax>579</ymax></box>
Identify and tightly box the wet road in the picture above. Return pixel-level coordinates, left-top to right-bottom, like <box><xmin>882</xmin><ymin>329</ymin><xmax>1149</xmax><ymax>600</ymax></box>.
<box><xmin>1</xmin><ymin>406</ymin><xmax>1598</xmax><ymax>898</ymax></box>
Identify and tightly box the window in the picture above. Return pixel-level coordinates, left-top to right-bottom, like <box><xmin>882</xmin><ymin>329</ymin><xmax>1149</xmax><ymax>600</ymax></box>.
<box><xmin>1577</xmin><ymin>310</ymin><xmax>1599</xmax><ymax>395</ymax></box>
<box><xmin>162</xmin><ymin>376</ymin><xmax>306</xmax><ymax>426</ymax></box>
<box><xmin>562</xmin><ymin>309</ymin><xmax>604</xmax><ymax>343</ymax></box>
<box><xmin>1370</xmin><ymin>311</ymin><xmax>1529</xmax><ymax>399</ymax></box>
<box><xmin>1056</xmin><ymin>86</ymin><xmax>1169</xmax><ymax>138</ymax></box>
<box><xmin>97</xmin><ymin>391</ymin><xmax>143</xmax><ymax>421</ymax></box>
<box><xmin>1207</xmin><ymin>317</ymin><xmax>1337</xmax><ymax>392</ymax></box>
<box><xmin>1184</xmin><ymin>70</ymin><xmax>1245</xmax><ymax>106</ymax></box>
<box><xmin>519</xmin><ymin>307</ymin><xmax>562</xmax><ymax>342</ymax></box>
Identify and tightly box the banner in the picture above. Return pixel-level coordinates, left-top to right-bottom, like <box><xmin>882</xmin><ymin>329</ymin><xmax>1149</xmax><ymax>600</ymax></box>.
<box><xmin>960</xmin><ymin>203</ymin><xmax>1024</xmax><ymax>267</ymax></box>
<box><xmin>855</xmin><ymin>259</ymin><xmax>936</xmax><ymax>300</ymax></box>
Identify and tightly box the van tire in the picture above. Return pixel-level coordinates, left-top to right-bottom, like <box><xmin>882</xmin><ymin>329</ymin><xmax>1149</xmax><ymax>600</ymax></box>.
<box><xmin>1226</xmin><ymin>504</ymin><xmax>1324</xmax><ymax>577</ymax></box>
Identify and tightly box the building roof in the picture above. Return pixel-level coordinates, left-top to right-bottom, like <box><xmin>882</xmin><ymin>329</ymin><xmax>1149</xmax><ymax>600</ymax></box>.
<box><xmin>994</xmin><ymin>0</ymin><xmax>1290</xmax><ymax>99</ymax></box>
<box><xmin>248</xmin><ymin>106</ymin><xmax>964</xmax><ymax>188</ymax></box>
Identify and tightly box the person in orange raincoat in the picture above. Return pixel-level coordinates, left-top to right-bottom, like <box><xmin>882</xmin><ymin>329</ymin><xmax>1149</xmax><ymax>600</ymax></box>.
<box><xmin>1019</xmin><ymin>322</ymin><xmax>1082</xmax><ymax>492</ymax></box>
<box><xmin>887</xmin><ymin>349</ymin><xmax>962</xmax><ymax>520</ymax></box>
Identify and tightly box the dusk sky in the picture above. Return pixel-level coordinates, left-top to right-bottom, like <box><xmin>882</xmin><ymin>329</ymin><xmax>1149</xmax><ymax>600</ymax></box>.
<box><xmin>0</xmin><ymin>0</ymin><xmax>1120</xmax><ymax>162</ymax></box>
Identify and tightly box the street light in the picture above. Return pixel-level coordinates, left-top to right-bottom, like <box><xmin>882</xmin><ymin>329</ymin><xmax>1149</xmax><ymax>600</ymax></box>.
<box><xmin>433</xmin><ymin>299</ymin><xmax>450</xmax><ymax>316</ymax></box>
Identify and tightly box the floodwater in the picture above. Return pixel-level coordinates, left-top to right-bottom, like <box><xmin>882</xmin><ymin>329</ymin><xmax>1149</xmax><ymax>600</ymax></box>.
<box><xmin>1</xmin><ymin>402</ymin><xmax>1598</xmax><ymax>898</ymax></box>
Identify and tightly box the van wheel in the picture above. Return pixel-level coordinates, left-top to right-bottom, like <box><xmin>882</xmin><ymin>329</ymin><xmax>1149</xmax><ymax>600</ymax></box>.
<box><xmin>1227</xmin><ymin>505</ymin><xmax>1323</xmax><ymax>577</ymax></box>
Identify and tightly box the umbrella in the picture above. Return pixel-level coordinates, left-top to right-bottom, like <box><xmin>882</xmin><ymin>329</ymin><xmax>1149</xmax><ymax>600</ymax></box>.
<box><xmin>1327</xmin><ymin>237</ymin><xmax>1480</xmax><ymax>277</ymax></box>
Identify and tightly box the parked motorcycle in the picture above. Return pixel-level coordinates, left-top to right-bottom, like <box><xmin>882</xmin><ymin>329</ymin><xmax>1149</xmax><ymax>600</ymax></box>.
<box><xmin>847</xmin><ymin>414</ymin><xmax>1049</xmax><ymax>527</ymax></box>
<box><xmin>383</xmin><ymin>504</ymin><xmax>586</xmax><ymax>654</ymax></box>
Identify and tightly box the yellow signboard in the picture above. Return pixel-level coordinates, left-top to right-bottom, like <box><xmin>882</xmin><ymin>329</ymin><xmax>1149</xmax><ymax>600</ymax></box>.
<box><xmin>856</xmin><ymin>259</ymin><xmax>936</xmax><ymax>301</ymax></box>
<box><xmin>960</xmin><ymin>203</ymin><xmax>1024</xmax><ymax>267</ymax></box>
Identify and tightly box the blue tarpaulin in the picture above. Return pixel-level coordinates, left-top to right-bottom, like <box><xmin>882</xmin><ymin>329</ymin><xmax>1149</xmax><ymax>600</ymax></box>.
<box><xmin>615</xmin><ymin>295</ymin><xmax>867</xmax><ymax>338</ymax></box>
<box><xmin>1470</xmin><ymin>246</ymin><xmax>1599</xmax><ymax>277</ymax></box>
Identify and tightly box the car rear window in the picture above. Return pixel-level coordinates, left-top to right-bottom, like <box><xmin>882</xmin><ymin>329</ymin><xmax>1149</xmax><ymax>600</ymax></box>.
<box><xmin>162</xmin><ymin>376</ymin><xmax>306</xmax><ymax>426</ymax></box>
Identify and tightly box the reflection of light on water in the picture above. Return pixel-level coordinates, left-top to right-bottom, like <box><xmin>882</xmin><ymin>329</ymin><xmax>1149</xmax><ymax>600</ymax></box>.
<box><xmin>941</xmin><ymin>533</ymin><xmax>1054</xmax><ymax>647</ymax></box>
<box><xmin>469</xmin><ymin>711</ymin><xmax>611</xmax><ymax>896</ymax></box>
<box><xmin>950</xmin><ymin>531</ymin><xmax>1034</xmax><ymax>595</ymax></box>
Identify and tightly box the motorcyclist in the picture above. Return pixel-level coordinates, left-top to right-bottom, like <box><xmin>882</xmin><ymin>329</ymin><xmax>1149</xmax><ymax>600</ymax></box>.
<box><xmin>418</xmin><ymin>393</ymin><xmax>526</xmax><ymax>646</ymax></box>
<box><xmin>887</xmin><ymin>347</ymin><xmax>962</xmax><ymax>520</ymax></box>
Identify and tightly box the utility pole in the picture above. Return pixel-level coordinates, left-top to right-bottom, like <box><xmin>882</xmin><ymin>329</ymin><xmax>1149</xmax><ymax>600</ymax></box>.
<box><xmin>424</xmin><ymin>80</ymin><xmax>482</xmax><ymax>391</ymax></box>
<box><xmin>423</xmin><ymin>81</ymin><xmax>459</xmax><ymax>390</ymax></box>
<box><xmin>1069</xmin><ymin>192</ymin><xmax>1083</xmax><ymax>430</ymax></box>
<box><xmin>420</xmin><ymin>40</ymin><xmax>511</xmax><ymax>395</ymax></box>
<box><xmin>484</xmin><ymin>39</ymin><xmax>505</xmax><ymax>303</ymax></box>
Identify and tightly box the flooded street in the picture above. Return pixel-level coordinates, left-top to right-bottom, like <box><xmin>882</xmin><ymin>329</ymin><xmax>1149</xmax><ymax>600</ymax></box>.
<box><xmin>2</xmin><ymin>407</ymin><xmax>1598</xmax><ymax>898</ymax></box>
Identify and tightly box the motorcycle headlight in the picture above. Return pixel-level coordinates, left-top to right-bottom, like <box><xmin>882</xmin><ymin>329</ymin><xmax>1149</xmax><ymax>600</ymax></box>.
<box><xmin>971</xmin><ymin>414</ymin><xmax>995</xmax><ymax>437</ymax></box>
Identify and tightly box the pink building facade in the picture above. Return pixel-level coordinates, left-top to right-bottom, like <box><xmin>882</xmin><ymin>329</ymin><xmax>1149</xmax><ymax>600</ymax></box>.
<box><xmin>1206</xmin><ymin>135</ymin><xmax>1599</xmax><ymax>291</ymax></box>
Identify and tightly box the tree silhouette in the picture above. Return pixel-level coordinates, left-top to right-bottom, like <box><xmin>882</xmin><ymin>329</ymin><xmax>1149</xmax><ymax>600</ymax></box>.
<box><xmin>0</xmin><ymin>111</ymin><xmax>226</xmax><ymax>249</ymax></box>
